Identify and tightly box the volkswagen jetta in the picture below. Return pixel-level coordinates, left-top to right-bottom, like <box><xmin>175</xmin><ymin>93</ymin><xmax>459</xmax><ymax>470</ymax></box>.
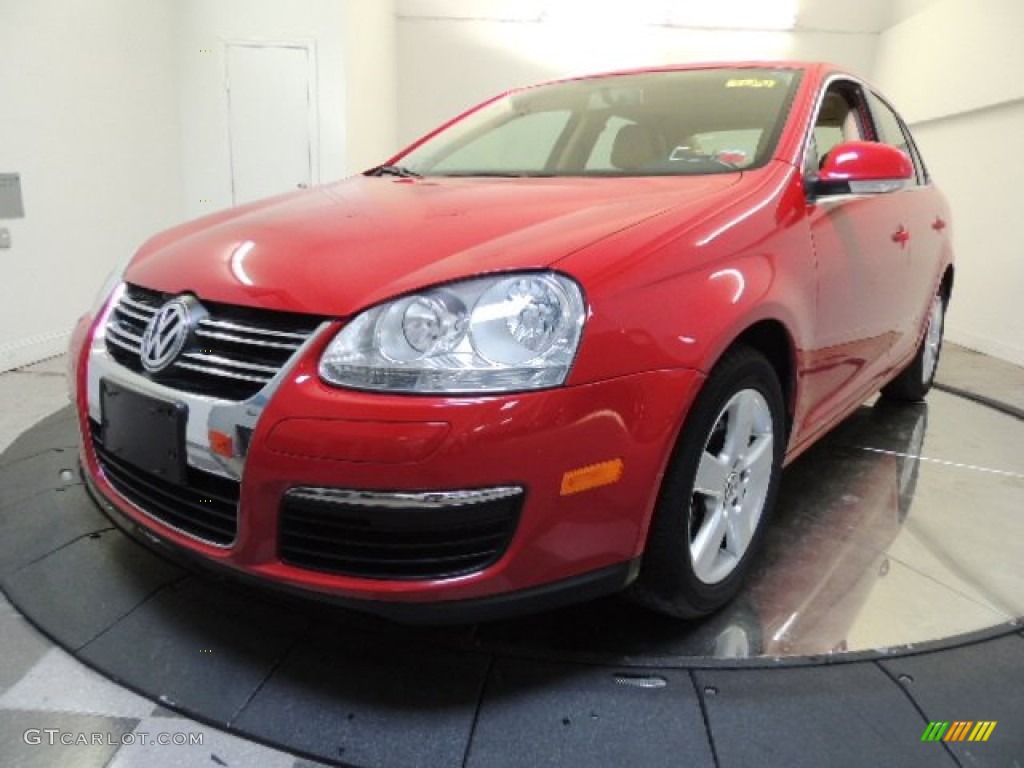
<box><xmin>69</xmin><ymin>61</ymin><xmax>953</xmax><ymax>621</ymax></box>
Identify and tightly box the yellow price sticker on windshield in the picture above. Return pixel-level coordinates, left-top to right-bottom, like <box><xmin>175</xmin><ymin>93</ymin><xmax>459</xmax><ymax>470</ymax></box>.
<box><xmin>726</xmin><ymin>79</ymin><xmax>778</xmax><ymax>89</ymax></box>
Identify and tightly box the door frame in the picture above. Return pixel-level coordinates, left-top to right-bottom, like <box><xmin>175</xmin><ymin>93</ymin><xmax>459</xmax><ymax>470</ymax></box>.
<box><xmin>222</xmin><ymin>37</ymin><xmax>320</xmax><ymax>205</ymax></box>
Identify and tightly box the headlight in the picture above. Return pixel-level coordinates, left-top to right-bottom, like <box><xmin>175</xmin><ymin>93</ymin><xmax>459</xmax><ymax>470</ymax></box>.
<box><xmin>319</xmin><ymin>272</ymin><xmax>586</xmax><ymax>393</ymax></box>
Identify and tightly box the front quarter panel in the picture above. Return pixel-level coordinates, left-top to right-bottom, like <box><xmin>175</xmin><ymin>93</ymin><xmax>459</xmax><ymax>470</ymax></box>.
<box><xmin>561</xmin><ymin>163</ymin><xmax>815</xmax><ymax>403</ymax></box>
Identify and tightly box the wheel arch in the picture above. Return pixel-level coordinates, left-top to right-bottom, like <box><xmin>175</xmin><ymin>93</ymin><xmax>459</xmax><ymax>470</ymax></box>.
<box><xmin>940</xmin><ymin>264</ymin><xmax>954</xmax><ymax>302</ymax></box>
<box><xmin>725</xmin><ymin>319</ymin><xmax>798</xmax><ymax>437</ymax></box>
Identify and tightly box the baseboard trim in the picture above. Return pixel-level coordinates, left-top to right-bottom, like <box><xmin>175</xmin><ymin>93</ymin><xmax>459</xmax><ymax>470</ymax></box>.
<box><xmin>0</xmin><ymin>331</ymin><xmax>71</xmax><ymax>373</ymax></box>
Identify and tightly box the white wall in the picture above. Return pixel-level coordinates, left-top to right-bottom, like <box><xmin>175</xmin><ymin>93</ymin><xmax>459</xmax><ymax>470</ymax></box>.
<box><xmin>396</xmin><ymin>13</ymin><xmax>878</xmax><ymax>145</ymax></box>
<box><xmin>888</xmin><ymin>0</ymin><xmax>944</xmax><ymax>26</ymax></box>
<box><xmin>177</xmin><ymin>0</ymin><xmax>397</xmax><ymax>222</ymax></box>
<box><xmin>342</xmin><ymin>0</ymin><xmax>399</xmax><ymax>170</ymax></box>
<box><xmin>875</xmin><ymin>0</ymin><xmax>1024</xmax><ymax>366</ymax></box>
<box><xmin>874</xmin><ymin>0</ymin><xmax>1024</xmax><ymax>124</ymax></box>
<box><xmin>0</xmin><ymin>0</ymin><xmax>396</xmax><ymax>371</ymax></box>
<box><xmin>910</xmin><ymin>102</ymin><xmax>1024</xmax><ymax>366</ymax></box>
<box><xmin>0</xmin><ymin>0</ymin><xmax>182</xmax><ymax>371</ymax></box>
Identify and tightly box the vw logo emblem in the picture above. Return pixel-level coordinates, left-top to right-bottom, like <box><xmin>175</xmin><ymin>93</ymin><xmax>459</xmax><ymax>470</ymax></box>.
<box><xmin>140</xmin><ymin>300</ymin><xmax>191</xmax><ymax>373</ymax></box>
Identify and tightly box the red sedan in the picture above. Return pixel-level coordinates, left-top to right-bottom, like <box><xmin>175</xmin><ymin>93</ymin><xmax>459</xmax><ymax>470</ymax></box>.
<box><xmin>70</xmin><ymin>61</ymin><xmax>953</xmax><ymax>621</ymax></box>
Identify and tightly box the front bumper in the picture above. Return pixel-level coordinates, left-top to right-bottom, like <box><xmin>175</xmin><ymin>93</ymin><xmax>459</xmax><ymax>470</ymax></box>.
<box><xmin>72</xmin><ymin>307</ymin><xmax>704</xmax><ymax>618</ymax></box>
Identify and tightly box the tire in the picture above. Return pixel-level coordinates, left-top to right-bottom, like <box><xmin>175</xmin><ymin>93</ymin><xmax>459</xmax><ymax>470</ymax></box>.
<box><xmin>627</xmin><ymin>345</ymin><xmax>786</xmax><ymax>618</ymax></box>
<box><xmin>881</xmin><ymin>290</ymin><xmax>946</xmax><ymax>402</ymax></box>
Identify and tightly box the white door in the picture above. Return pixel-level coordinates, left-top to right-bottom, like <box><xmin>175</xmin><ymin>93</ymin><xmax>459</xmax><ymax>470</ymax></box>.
<box><xmin>226</xmin><ymin>44</ymin><xmax>314</xmax><ymax>206</ymax></box>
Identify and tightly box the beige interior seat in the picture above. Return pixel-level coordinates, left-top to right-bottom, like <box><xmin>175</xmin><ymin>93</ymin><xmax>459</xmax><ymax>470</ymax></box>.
<box><xmin>611</xmin><ymin>123</ymin><xmax>666</xmax><ymax>171</ymax></box>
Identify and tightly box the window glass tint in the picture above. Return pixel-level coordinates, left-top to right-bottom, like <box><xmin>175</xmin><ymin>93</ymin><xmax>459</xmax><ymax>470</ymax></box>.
<box><xmin>585</xmin><ymin>115</ymin><xmax>636</xmax><ymax>170</ymax></box>
<box><xmin>868</xmin><ymin>92</ymin><xmax>923</xmax><ymax>185</ymax></box>
<box><xmin>690</xmin><ymin>129</ymin><xmax>763</xmax><ymax>168</ymax></box>
<box><xmin>811</xmin><ymin>84</ymin><xmax>869</xmax><ymax>170</ymax></box>
<box><xmin>430</xmin><ymin>110</ymin><xmax>573</xmax><ymax>174</ymax></box>
<box><xmin>399</xmin><ymin>68</ymin><xmax>802</xmax><ymax>177</ymax></box>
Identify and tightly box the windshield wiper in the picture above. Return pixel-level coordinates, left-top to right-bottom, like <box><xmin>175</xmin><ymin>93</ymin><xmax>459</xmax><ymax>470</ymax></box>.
<box><xmin>366</xmin><ymin>164</ymin><xmax>422</xmax><ymax>178</ymax></box>
<box><xmin>436</xmin><ymin>171</ymin><xmax>555</xmax><ymax>178</ymax></box>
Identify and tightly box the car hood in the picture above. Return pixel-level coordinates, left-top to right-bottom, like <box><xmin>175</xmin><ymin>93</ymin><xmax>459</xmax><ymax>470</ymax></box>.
<box><xmin>126</xmin><ymin>174</ymin><xmax>742</xmax><ymax>317</ymax></box>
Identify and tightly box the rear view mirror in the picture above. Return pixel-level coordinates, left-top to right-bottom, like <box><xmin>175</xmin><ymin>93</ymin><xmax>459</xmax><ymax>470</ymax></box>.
<box><xmin>812</xmin><ymin>141</ymin><xmax>914</xmax><ymax>196</ymax></box>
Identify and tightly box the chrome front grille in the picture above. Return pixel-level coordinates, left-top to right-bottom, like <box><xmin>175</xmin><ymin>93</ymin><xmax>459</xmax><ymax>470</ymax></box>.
<box><xmin>106</xmin><ymin>284</ymin><xmax>324</xmax><ymax>401</ymax></box>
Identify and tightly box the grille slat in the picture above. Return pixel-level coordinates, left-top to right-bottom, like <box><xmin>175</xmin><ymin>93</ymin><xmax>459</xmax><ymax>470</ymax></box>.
<box><xmin>199</xmin><ymin>318</ymin><xmax>311</xmax><ymax>341</ymax></box>
<box><xmin>114</xmin><ymin>306</ymin><xmax>152</xmax><ymax>323</ymax></box>
<box><xmin>194</xmin><ymin>327</ymin><xmax>304</xmax><ymax>351</ymax></box>
<box><xmin>107</xmin><ymin>324</ymin><xmax>143</xmax><ymax>344</ymax></box>
<box><xmin>106</xmin><ymin>334</ymin><xmax>141</xmax><ymax>354</ymax></box>
<box><xmin>282</xmin><ymin>526</ymin><xmax>508</xmax><ymax>553</ymax></box>
<box><xmin>279</xmin><ymin>488</ymin><xmax>522</xmax><ymax>580</ymax></box>
<box><xmin>91</xmin><ymin>420</ymin><xmax>239</xmax><ymax>546</ymax></box>
<box><xmin>120</xmin><ymin>295</ymin><xmax>160</xmax><ymax>314</ymax></box>
<box><xmin>280</xmin><ymin>543</ymin><xmax>494</xmax><ymax>570</ymax></box>
<box><xmin>105</xmin><ymin>284</ymin><xmax>323</xmax><ymax>401</ymax></box>
<box><xmin>179</xmin><ymin>352</ymin><xmax>280</xmax><ymax>374</ymax></box>
<box><xmin>175</xmin><ymin>361</ymin><xmax>273</xmax><ymax>384</ymax></box>
<box><xmin>96</xmin><ymin>437</ymin><xmax>240</xmax><ymax>515</ymax></box>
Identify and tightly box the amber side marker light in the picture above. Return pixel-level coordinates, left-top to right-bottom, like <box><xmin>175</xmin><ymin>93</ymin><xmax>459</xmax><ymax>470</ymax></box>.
<box><xmin>560</xmin><ymin>459</ymin><xmax>624</xmax><ymax>496</ymax></box>
<box><xmin>209</xmin><ymin>430</ymin><xmax>234</xmax><ymax>458</ymax></box>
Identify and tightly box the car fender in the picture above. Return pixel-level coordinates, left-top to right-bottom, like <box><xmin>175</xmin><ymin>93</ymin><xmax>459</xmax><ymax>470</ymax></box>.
<box><xmin>564</xmin><ymin>163</ymin><xmax>814</xmax><ymax>388</ymax></box>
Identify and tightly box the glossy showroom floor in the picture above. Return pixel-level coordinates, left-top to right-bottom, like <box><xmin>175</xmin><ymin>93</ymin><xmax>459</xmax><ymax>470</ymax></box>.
<box><xmin>0</xmin><ymin>346</ymin><xmax>1022</xmax><ymax>766</ymax></box>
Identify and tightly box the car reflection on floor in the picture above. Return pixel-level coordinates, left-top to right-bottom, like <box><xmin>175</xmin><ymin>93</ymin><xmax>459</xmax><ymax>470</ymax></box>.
<box><xmin>476</xmin><ymin>399</ymin><xmax>931</xmax><ymax>661</ymax></box>
<box><xmin>732</xmin><ymin>398</ymin><xmax>927</xmax><ymax>657</ymax></box>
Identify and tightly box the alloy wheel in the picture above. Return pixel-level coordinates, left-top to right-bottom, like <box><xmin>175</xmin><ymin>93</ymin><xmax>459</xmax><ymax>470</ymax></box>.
<box><xmin>688</xmin><ymin>389</ymin><xmax>775</xmax><ymax>585</ymax></box>
<box><xmin>922</xmin><ymin>294</ymin><xmax>945</xmax><ymax>385</ymax></box>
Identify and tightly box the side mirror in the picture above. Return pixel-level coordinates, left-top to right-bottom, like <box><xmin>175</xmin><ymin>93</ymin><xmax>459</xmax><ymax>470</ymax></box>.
<box><xmin>811</xmin><ymin>141</ymin><xmax>914</xmax><ymax>197</ymax></box>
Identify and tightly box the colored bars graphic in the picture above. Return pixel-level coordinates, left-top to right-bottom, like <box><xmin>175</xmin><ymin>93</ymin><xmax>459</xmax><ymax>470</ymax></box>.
<box><xmin>921</xmin><ymin>721</ymin><xmax>997</xmax><ymax>742</ymax></box>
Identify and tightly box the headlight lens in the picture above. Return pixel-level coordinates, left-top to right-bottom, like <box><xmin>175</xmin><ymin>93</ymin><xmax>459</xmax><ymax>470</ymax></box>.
<box><xmin>319</xmin><ymin>272</ymin><xmax>586</xmax><ymax>393</ymax></box>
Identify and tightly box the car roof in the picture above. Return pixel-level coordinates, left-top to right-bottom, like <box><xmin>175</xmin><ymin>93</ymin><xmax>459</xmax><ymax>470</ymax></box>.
<box><xmin>532</xmin><ymin>61</ymin><xmax>844</xmax><ymax>88</ymax></box>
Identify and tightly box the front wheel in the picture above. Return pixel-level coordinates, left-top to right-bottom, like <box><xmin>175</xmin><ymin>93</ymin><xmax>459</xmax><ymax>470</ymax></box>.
<box><xmin>627</xmin><ymin>346</ymin><xmax>786</xmax><ymax>618</ymax></box>
<box><xmin>881</xmin><ymin>290</ymin><xmax>946</xmax><ymax>402</ymax></box>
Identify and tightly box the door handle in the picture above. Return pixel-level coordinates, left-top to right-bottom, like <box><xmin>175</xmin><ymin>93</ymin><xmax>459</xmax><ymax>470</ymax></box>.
<box><xmin>892</xmin><ymin>226</ymin><xmax>911</xmax><ymax>245</ymax></box>
<box><xmin>932</xmin><ymin>217</ymin><xmax>947</xmax><ymax>231</ymax></box>
<box><xmin>296</xmin><ymin>182</ymin><xmax>309</xmax><ymax>190</ymax></box>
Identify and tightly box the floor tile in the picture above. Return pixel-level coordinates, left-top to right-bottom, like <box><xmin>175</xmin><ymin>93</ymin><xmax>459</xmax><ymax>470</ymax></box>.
<box><xmin>695</xmin><ymin>662</ymin><xmax>956</xmax><ymax>768</ymax></box>
<box><xmin>0</xmin><ymin>604</ymin><xmax>51</xmax><ymax>696</ymax></box>
<box><xmin>883</xmin><ymin>483</ymin><xmax>1024</xmax><ymax>619</ymax></box>
<box><xmin>937</xmin><ymin>344</ymin><xmax>1024</xmax><ymax>412</ymax></box>
<box><xmin>232</xmin><ymin>633</ymin><xmax>489</xmax><ymax>768</ymax></box>
<box><xmin>16</xmin><ymin>355</ymin><xmax>68</xmax><ymax>377</ymax></box>
<box><xmin>840</xmin><ymin>553</ymin><xmax>1010</xmax><ymax>652</ymax></box>
<box><xmin>106</xmin><ymin>716</ymin><xmax>296</xmax><ymax>768</ymax></box>
<box><xmin>0</xmin><ymin>708</ymin><xmax>138</xmax><ymax>768</ymax></box>
<box><xmin>466</xmin><ymin>660</ymin><xmax>713</xmax><ymax>768</ymax></box>
<box><xmin>0</xmin><ymin>481</ymin><xmax>111</xmax><ymax>582</ymax></box>
<box><xmin>0</xmin><ymin>372</ymin><xmax>67</xmax><ymax>454</ymax></box>
<box><xmin>2</xmin><ymin>528</ymin><xmax>185</xmax><ymax>650</ymax></box>
<box><xmin>0</xmin><ymin>647</ymin><xmax>155</xmax><ymax>719</ymax></box>
<box><xmin>879</xmin><ymin>634</ymin><xmax>1024</xmax><ymax>766</ymax></box>
<box><xmin>79</xmin><ymin>577</ymin><xmax>308</xmax><ymax>726</ymax></box>
<box><xmin>0</xmin><ymin>406</ymin><xmax>78</xmax><ymax>468</ymax></box>
<box><xmin>902</xmin><ymin>389</ymin><xmax>1024</xmax><ymax>476</ymax></box>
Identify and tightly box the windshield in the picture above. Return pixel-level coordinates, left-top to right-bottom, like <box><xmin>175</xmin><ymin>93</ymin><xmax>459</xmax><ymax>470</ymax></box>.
<box><xmin>393</xmin><ymin>67</ymin><xmax>802</xmax><ymax>178</ymax></box>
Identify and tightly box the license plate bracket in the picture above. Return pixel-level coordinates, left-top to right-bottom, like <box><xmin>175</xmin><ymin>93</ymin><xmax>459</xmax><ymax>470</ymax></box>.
<box><xmin>100</xmin><ymin>380</ymin><xmax>188</xmax><ymax>485</ymax></box>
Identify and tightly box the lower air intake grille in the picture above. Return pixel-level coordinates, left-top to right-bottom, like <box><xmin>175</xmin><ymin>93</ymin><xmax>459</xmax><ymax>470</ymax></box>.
<box><xmin>91</xmin><ymin>420</ymin><xmax>240</xmax><ymax>546</ymax></box>
<box><xmin>279</xmin><ymin>487</ymin><xmax>523</xmax><ymax>580</ymax></box>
